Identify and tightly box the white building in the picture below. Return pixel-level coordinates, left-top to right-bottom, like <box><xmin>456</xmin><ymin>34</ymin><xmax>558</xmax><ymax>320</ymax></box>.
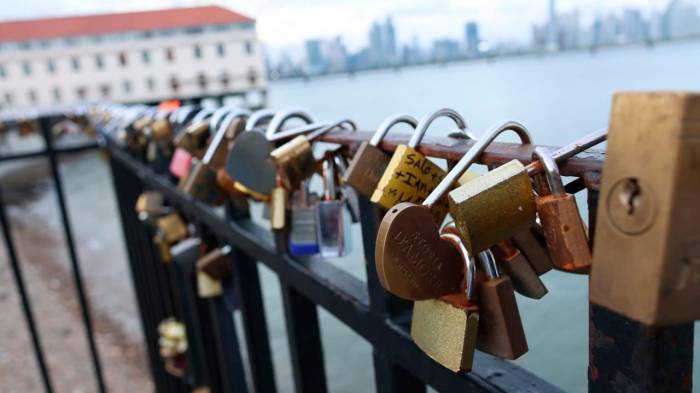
<box><xmin>0</xmin><ymin>6</ymin><xmax>267</xmax><ymax>110</ymax></box>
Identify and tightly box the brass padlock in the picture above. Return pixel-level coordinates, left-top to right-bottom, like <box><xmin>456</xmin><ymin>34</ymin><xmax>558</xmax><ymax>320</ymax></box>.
<box><xmin>376</xmin><ymin>121</ymin><xmax>532</xmax><ymax>300</ymax></box>
<box><xmin>371</xmin><ymin>108</ymin><xmax>470</xmax><ymax>223</ymax></box>
<box><xmin>492</xmin><ymin>241</ymin><xmax>548</xmax><ymax>299</ymax></box>
<box><xmin>532</xmin><ymin>147</ymin><xmax>591</xmax><ymax>272</ymax></box>
<box><xmin>270</xmin><ymin>178</ymin><xmax>288</xmax><ymax>230</ymax></box>
<box><xmin>591</xmin><ymin>92</ymin><xmax>700</xmax><ymax>325</ymax></box>
<box><xmin>135</xmin><ymin>191</ymin><xmax>164</xmax><ymax>219</ymax></box>
<box><xmin>153</xmin><ymin>213</ymin><xmax>188</xmax><ymax>262</ymax></box>
<box><xmin>196</xmin><ymin>246</ymin><xmax>232</xmax><ymax>298</ymax></box>
<box><xmin>343</xmin><ymin>114</ymin><xmax>418</xmax><ymax>198</ymax></box>
<box><xmin>270</xmin><ymin>119</ymin><xmax>356</xmax><ymax>190</ymax></box>
<box><xmin>449</xmin><ymin>128</ymin><xmax>607</xmax><ymax>254</ymax></box>
<box><xmin>158</xmin><ymin>318</ymin><xmax>188</xmax><ymax>377</ymax></box>
<box><xmin>511</xmin><ymin>225</ymin><xmax>554</xmax><ymax>276</ymax></box>
<box><xmin>411</xmin><ymin>230</ymin><xmax>479</xmax><ymax>373</ymax></box>
<box><xmin>474</xmin><ymin>248</ymin><xmax>528</xmax><ymax>360</ymax></box>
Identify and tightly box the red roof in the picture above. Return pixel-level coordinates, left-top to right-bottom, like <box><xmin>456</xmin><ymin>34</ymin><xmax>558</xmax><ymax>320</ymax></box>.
<box><xmin>0</xmin><ymin>5</ymin><xmax>254</xmax><ymax>43</ymax></box>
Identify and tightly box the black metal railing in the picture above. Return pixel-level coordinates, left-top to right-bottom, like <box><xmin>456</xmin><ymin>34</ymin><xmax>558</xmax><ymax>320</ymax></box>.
<box><xmin>0</xmin><ymin>112</ymin><xmax>694</xmax><ymax>393</ymax></box>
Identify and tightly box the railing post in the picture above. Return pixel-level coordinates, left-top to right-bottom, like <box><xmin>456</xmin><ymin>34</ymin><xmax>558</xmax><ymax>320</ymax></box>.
<box><xmin>586</xmin><ymin>174</ymin><xmax>694</xmax><ymax>393</ymax></box>
<box><xmin>39</xmin><ymin>116</ymin><xmax>106</xmax><ymax>393</ymax></box>
<box><xmin>0</xmin><ymin>185</ymin><xmax>55</xmax><ymax>393</ymax></box>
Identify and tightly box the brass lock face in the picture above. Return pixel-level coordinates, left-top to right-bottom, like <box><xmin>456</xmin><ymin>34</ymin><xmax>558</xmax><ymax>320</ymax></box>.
<box><xmin>270</xmin><ymin>135</ymin><xmax>317</xmax><ymax>190</ymax></box>
<box><xmin>449</xmin><ymin>160</ymin><xmax>536</xmax><ymax>254</ymax></box>
<box><xmin>606</xmin><ymin>177</ymin><xmax>656</xmax><ymax>235</ymax></box>
<box><xmin>375</xmin><ymin>203</ymin><xmax>463</xmax><ymax>300</ymax></box>
<box><xmin>343</xmin><ymin>142</ymin><xmax>391</xmax><ymax>198</ymax></box>
<box><xmin>371</xmin><ymin>145</ymin><xmax>449</xmax><ymax>223</ymax></box>
<box><xmin>156</xmin><ymin>214</ymin><xmax>188</xmax><ymax>244</ymax></box>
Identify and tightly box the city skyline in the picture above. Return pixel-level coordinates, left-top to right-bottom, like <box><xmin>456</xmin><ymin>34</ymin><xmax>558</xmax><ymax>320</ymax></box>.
<box><xmin>270</xmin><ymin>0</ymin><xmax>700</xmax><ymax>77</ymax></box>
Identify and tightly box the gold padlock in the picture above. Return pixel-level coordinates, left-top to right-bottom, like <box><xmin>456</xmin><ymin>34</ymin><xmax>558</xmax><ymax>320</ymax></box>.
<box><xmin>411</xmin><ymin>230</ymin><xmax>479</xmax><ymax>373</ymax></box>
<box><xmin>135</xmin><ymin>191</ymin><xmax>164</xmax><ymax>218</ymax></box>
<box><xmin>153</xmin><ymin>213</ymin><xmax>188</xmax><ymax>263</ymax></box>
<box><xmin>591</xmin><ymin>92</ymin><xmax>700</xmax><ymax>325</ymax></box>
<box><xmin>271</xmin><ymin>179</ymin><xmax>288</xmax><ymax>230</ymax></box>
<box><xmin>343</xmin><ymin>114</ymin><xmax>418</xmax><ymax>198</ymax></box>
<box><xmin>270</xmin><ymin>119</ymin><xmax>356</xmax><ymax>190</ymax></box>
<box><xmin>196</xmin><ymin>246</ymin><xmax>232</xmax><ymax>298</ymax></box>
<box><xmin>371</xmin><ymin>108</ymin><xmax>470</xmax><ymax>223</ymax></box>
<box><xmin>449</xmin><ymin>128</ymin><xmax>606</xmax><ymax>254</ymax></box>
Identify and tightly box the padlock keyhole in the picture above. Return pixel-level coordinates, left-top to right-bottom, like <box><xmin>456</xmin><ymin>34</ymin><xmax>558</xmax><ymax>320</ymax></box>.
<box><xmin>620</xmin><ymin>178</ymin><xmax>641</xmax><ymax>215</ymax></box>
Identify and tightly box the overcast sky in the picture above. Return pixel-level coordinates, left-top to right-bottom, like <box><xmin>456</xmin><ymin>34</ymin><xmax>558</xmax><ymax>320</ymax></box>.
<box><xmin>0</xmin><ymin>0</ymin><xmax>690</xmax><ymax>55</ymax></box>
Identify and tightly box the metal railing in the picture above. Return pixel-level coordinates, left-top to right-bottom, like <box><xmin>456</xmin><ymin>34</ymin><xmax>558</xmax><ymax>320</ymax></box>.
<box><xmin>0</xmin><ymin>112</ymin><xmax>694</xmax><ymax>393</ymax></box>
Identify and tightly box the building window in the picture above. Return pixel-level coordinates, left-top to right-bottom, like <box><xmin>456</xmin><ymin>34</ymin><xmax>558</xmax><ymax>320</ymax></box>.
<box><xmin>220</xmin><ymin>72</ymin><xmax>230</xmax><ymax>88</ymax></box>
<box><xmin>22</xmin><ymin>61</ymin><xmax>32</xmax><ymax>76</ymax></box>
<box><xmin>197</xmin><ymin>73</ymin><xmax>207</xmax><ymax>90</ymax></box>
<box><xmin>71</xmin><ymin>57</ymin><xmax>80</xmax><ymax>71</ymax></box>
<box><xmin>165</xmin><ymin>48</ymin><xmax>174</xmax><ymax>62</ymax></box>
<box><xmin>142</xmin><ymin>50</ymin><xmax>150</xmax><ymax>64</ymax></box>
<box><xmin>28</xmin><ymin>89</ymin><xmax>37</xmax><ymax>104</ymax></box>
<box><xmin>100</xmin><ymin>84</ymin><xmax>111</xmax><ymax>98</ymax></box>
<box><xmin>119</xmin><ymin>52</ymin><xmax>128</xmax><ymax>66</ymax></box>
<box><xmin>52</xmin><ymin>88</ymin><xmax>61</xmax><ymax>103</ymax></box>
<box><xmin>76</xmin><ymin>87</ymin><xmax>87</xmax><ymax>100</ymax></box>
<box><xmin>95</xmin><ymin>54</ymin><xmax>104</xmax><ymax>69</ymax></box>
<box><xmin>216</xmin><ymin>43</ymin><xmax>225</xmax><ymax>57</ymax></box>
<box><xmin>0</xmin><ymin>64</ymin><xmax>5</xmax><ymax>78</ymax></box>
<box><xmin>146</xmin><ymin>77</ymin><xmax>155</xmax><ymax>91</ymax></box>
<box><xmin>244</xmin><ymin>41</ymin><xmax>253</xmax><ymax>54</ymax></box>
<box><xmin>169</xmin><ymin>76</ymin><xmax>179</xmax><ymax>92</ymax></box>
<box><xmin>47</xmin><ymin>59</ymin><xmax>56</xmax><ymax>74</ymax></box>
<box><xmin>4</xmin><ymin>92</ymin><xmax>13</xmax><ymax>105</ymax></box>
<box><xmin>193</xmin><ymin>44</ymin><xmax>202</xmax><ymax>59</ymax></box>
<box><xmin>247</xmin><ymin>68</ymin><xmax>258</xmax><ymax>85</ymax></box>
<box><xmin>123</xmin><ymin>80</ymin><xmax>131</xmax><ymax>94</ymax></box>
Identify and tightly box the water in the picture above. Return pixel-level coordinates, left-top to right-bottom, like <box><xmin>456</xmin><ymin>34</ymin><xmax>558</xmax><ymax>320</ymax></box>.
<box><xmin>260</xmin><ymin>41</ymin><xmax>700</xmax><ymax>393</ymax></box>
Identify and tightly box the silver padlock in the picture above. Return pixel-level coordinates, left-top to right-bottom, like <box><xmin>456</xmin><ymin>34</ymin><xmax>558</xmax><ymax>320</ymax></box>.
<box><xmin>316</xmin><ymin>157</ymin><xmax>345</xmax><ymax>258</ymax></box>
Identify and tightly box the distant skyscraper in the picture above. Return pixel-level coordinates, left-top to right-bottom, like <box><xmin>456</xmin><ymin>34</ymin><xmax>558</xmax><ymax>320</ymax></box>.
<box><xmin>385</xmin><ymin>17</ymin><xmax>397</xmax><ymax>62</ymax></box>
<box><xmin>548</xmin><ymin>0</ymin><xmax>558</xmax><ymax>50</ymax></box>
<box><xmin>464</xmin><ymin>22</ymin><xmax>480</xmax><ymax>56</ymax></box>
<box><xmin>622</xmin><ymin>8</ymin><xmax>646</xmax><ymax>43</ymax></box>
<box><xmin>664</xmin><ymin>0</ymin><xmax>700</xmax><ymax>39</ymax></box>
<box><xmin>305</xmin><ymin>39</ymin><xmax>326</xmax><ymax>74</ymax></box>
<box><xmin>432</xmin><ymin>39</ymin><xmax>461</xmax><ymax>62</ymax></box>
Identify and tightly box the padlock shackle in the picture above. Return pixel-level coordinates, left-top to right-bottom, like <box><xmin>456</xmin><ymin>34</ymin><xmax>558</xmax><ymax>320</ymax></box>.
<box><xmin>408</xmin><ymin>108</ymin><xmax>469</xmax><ymax>148</ymax></box>
<box><xmin>423</xmin><ymin>120</ymin><xmax>532</xmax><ymax>207</ymax></box>
<box><xmin>268</xmin><ymin>121</ymin><xmax>333</xmax><ymax>142</ymax></box>
<box><xmin>190</xmin><ymin>107</ymin><xmax>216</xmax><ymax>126</ymax></box>
<box><xmin>307</xmin><ymin>119</ymin><xmax>357</xmax><ymax>141</ymax></box>
<box><xmin>171</xmin><ymin>106</ymin><xmax>199</xmax><ymax>129</ymax></box>
<box><xmin>478</xmin><ymin>249</ymin><xmax>500</xmax><ymax>280</ymax></box>
<box><xmin>526</xmin><ymin>127</ymin><xmax>607</xmax><ymax>176</ymax></box>
<box><xmin>245</xmin><ymin>109</ymin><xmax>276</xmax><ymax>131</ymax></box>
<box><xmin>440</xmin><ymin>232</ymin><xmax>476</xmax><ymax>302</ymax></box>
<box><xmin>370</xmin><ymin>114</ymin><xmax>418</xmax><ymax>146</ymax></box>
<box><xmin>202</xmin><ymin>109</ymin><xmax>250</xmax><ymax>165</ymax></box>
<box><xmin>322</xmin><ymin>157</ymin><xmax>337</xmax><ymax>201</ymax></box>
<box><xmin>532</xmin><ymin>147</ymin><xmax>566</xmax><ymax>196</ymax></box>
<box><xmin>209</xmin><ymin>106</ymin><xmax>245</xmax><ymax>132</ymax></box>
<box><xmin>265</xmin><ymin>108</ymin><xmax>314</xmax><ymax>138</ymax></box>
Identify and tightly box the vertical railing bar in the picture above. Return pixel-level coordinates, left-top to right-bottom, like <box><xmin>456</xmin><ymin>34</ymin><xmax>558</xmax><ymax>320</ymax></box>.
<box><xmin>357</xmin><ymin>195</ymin><xmax>425</xmax><ymax>393</ymax></box>
<box><xmin>108</xmin><ymin>158</ymin><xmax>174</xmax><ymax>392</ymax></box>
<box><xmin>0</xmin><ymin>185</ymin><xmax>55</xmax><ymax>393</ymax></box>
<box><xmin>38</xmin><ymin>116</ymin><xmax>106</xmax><ymax>393</ymax></box>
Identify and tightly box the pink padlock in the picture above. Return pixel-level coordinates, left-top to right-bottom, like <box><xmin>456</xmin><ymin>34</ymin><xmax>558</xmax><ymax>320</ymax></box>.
<box><xmin>169</xmin><ymin>148</ymin><xmax>193</xmax><ymax>179</ymax></box>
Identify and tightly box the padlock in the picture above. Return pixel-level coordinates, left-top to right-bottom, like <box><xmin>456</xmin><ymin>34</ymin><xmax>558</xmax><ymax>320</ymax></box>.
<box><xmin>158</xmin><ymin>318</ymin><xmax>188</xmax><ymax>377</ymax></box>
<box><xmin>376</xmin><ymin>121</ymin><xmax>532</xmax><ymax>300</ymax></box>
<box><xmin>270</xmin><ymin>119</ymin><xmax>356</xmax><ymax>190</ymax></box>
<box><xmin>491</xmin><ymin>240</ymin><xmax>548</xmax><ymax>299</ymax></box>
<box><xmin>449</xmin><ymin>128</ymin><xmax>606</xmax><ymax>254</ymax></box>
<box><xmin>173</xmin><ymin>109</ymin><xmax>214</xmax><ymax>158</ymax></box>
<box><xmin>411</xmin><ymin>230</ymin><xmax>479</xmax><ymax>373</ymax></box>
<box><xmin>146</xmin><ymin>118</ymin><xmax>173</xmax><ymax>143</ymax></box>
<box><xmin>511</xmin><ymin>224</ymin><xmax>554</xmax><ymax>276</ymax></box>
<box><xmin>316</xmin><ymin>157</ymin><xmax>345</xmax><ymax>258</ymax></box>
<box><xmin>135</xmin><ymin>191</ymin><xmax>164</xmax><ymax>219</ymax></box>
<box><xmin>288</xmin><ymin>181</ymin><xmax>319</xmax><ymax>256</ymax></box>
<box><xmin>153</xmin><ymin>213</ymin><xmax>188</xmax><ymax>263</ymax></box>
<box><xmin>196</xmin><ymin>246</ymin><xmax>232</xmax><ymax>298</ymax></box>
<box><xmin>169</xmin><ymin>148</ymin><xmax>193</xmax><ymax>179</ymax></box>
<box><xmin>591</xmin><ymin>92</ymin><xmax>700</xmax><ymax>325</ymax></box>
<box><xmin>532</xmin><ymin>147</ymin><xmax>591</xmax><ymax>272</ymax></box>
<box><xmin>371</xmin><ymin>108</ymin><xmax>470</xmax><ymax>223</ymax></box>
<box><xmin>343</xmin><ymin>114</ymin><xmax>418</xmax><ymax>198</ymax></box>
<box><xmin>333</xmin><ymin>153</ymin><xmax>361</xmax><ymax>223</ymax></box>
<box><xmin>226</xmin><ymin>108</ymin><xmax>321</xmax><ymax>198</ymax></box>
<box><xmin>473</xmin><ymin>247</ymin><xmax>528</xmax><ymax>360</ymax></box>
<box><xmin>180</xmin><ymin>110</ymin><xmax>249</xmax><ymax>205</ymax></box>
<box><xmin>270</xmin><ymin>178</ymin><xmax>288</xmax><ymax>230</ymax></box>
